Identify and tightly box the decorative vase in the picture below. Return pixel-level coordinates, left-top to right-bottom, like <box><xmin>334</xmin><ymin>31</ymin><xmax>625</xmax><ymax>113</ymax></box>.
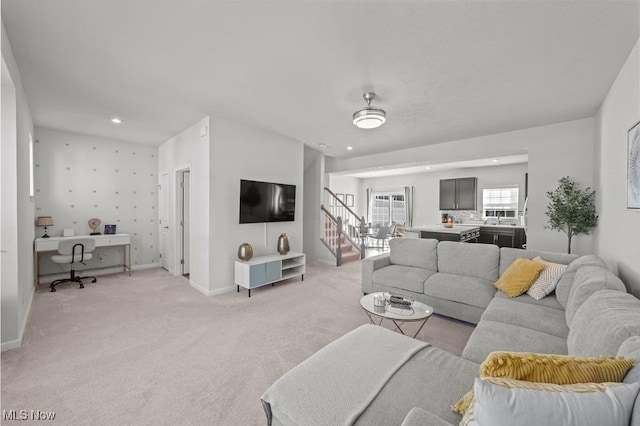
<box><xmin>237</xmin><ymin>243</ymin><xmax>253</xmax><ymax>261</ymax></box>
<box><xmin>277</xmin><ymin>233</ymin><xmax>290</xmax><ymax>255</ymax></box>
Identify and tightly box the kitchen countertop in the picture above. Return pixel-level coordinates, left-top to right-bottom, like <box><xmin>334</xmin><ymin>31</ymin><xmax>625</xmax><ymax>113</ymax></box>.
<box><xmin>407</xmin><ymin>224</ymin><xmax>480</xmax><ymax>235</ymax></box>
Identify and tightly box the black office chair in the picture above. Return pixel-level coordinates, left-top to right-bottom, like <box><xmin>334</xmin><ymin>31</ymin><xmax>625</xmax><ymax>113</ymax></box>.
<box><xmin>50</xmin><ymin>238</ymin><xmax>97</xmax><ymax>292</ymax></box>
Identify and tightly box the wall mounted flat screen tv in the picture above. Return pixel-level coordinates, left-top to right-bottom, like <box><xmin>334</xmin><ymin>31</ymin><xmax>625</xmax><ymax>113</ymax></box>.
<box><xmin>239</xmin><ymin>179</ymin><xmax>296</xmax><ymax>223</ymax></box>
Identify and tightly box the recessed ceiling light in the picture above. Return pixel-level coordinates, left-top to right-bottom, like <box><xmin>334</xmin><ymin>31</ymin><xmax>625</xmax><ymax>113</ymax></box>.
<box><xmin>492</xmin><ymin>159</ymin><xmax>499</xmax><ymax>163</ymax></box>
<box><xmin>111</xmin><ymin>117</ymin><xmax>122</xmax><ymax>124</ymax></box>
<box><xmin>318</xmin><ymin>143</ymin><xmax>328</xmax><ymax>149</ymax></box>
<box><xmin>347</xmin><ymin>146</ymin><xmax>353</xmax><ymax>150</ymax></box>
<box><xmin>425</xmin><ymin>166</ymin><xmax>431</xmax><ymax>170</ymax></box>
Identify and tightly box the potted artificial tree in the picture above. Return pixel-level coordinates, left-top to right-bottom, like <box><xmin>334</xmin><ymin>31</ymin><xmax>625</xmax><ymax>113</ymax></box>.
<box><xmin>545</xmin><ymin>176</ymin><xmax>598</xmax><ymax>254</ymax></box>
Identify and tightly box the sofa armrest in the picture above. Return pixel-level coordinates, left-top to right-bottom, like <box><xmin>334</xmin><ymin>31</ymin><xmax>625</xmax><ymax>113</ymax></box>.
<box><xmin>362</xmin><ymin>253</ymin><xmax>391</xmax><ymax>293</ymax></box>
<box><xmin>400</xmin><ymin>407</ymin><xmax>454</xmax><ymax>426</ymax></box>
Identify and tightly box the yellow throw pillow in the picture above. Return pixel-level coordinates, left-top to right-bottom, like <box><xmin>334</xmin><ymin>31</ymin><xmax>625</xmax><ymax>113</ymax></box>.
<box><xmin>494</xmin><ymin>258</ymin><xmax>545</xmax><ymax>297</ymax></box>
<box><xmin>481</xmin><ymin>351</ymin><xmax>634</xmax><ymax>384</ymax></box>
<box><xmin>451</xmin><ymin>351</ymin><xmax>635</xmax><ymax>416</ymax></box>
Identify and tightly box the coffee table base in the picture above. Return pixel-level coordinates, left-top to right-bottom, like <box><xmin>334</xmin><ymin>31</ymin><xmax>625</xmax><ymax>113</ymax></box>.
<box><xmin>362</xmin><ymin>310</ymin><xmax>430</xmax><ymax>338</ymax></box>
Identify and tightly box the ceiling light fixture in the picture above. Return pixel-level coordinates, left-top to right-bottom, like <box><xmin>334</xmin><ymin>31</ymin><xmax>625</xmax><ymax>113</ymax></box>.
<box><xmin>492</xmin><ymin>159</ymin><xmax>499</xmax><ymax>163</ymax></box>
<box><xmin>111</xmin><ymin>117</ymin><xmax>122</xmax><ymax>124</ymax></box>
<box><xmin>425</xmin><ymin>166</ymin><xmax>431</xmax><ymax>170</ymax></box>
<box><xmin>353</xmin><ymin>92</ymin><xmax>386</xmax><ymax>129</ymax></box>
<box><xmin>318</xmin><ymin>143</ymin><xmax>328</xmax><ymax>149</ymax></box>
<box><xmin>347</xmin><ymin>146</ymin><xmax>353</xmax><ymax>150</ymax></box>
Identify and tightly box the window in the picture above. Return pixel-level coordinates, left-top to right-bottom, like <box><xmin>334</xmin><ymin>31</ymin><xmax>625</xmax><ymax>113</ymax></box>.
<box><xmin>483</xmin><ymin>187</ymin><xmax>518</xmax><ymax>218</ymax></box>
<box><xmin>370</xmin><ymin>190</ymin><xmax>406</xmax><ymax>226</ymax></box>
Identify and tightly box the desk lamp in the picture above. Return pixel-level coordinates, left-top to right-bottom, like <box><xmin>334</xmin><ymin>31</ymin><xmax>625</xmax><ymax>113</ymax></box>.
<box><xmin>36</xmin><ymin>216</ymin><xmax>54</xmax><ymax>238</ymax></box>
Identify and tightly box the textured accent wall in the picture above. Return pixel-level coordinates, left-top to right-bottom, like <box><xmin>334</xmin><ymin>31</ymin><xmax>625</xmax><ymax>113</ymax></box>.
<box><xmin>34</xmin><ymin>127</ymin><xmax>159</xmax><ymax>275</ymax></box>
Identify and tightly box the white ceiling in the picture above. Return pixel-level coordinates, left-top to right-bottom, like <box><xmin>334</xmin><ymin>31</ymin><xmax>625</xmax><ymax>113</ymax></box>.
<box><xmin>2</xmin><ymin>1</ymin><xmax>638</xmax><ymax>158</ymax></box>
<box><xmin>341</xmin><ymin>154</ymin><xmax>529</xmax><ymax>179</ymax></box>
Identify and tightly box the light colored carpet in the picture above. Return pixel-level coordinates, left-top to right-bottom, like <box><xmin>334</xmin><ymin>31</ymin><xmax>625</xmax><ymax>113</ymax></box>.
<box><xmin>1</xmin><ymin>260</ymin><xmax>474</xmax><ymax>425</ymax></box>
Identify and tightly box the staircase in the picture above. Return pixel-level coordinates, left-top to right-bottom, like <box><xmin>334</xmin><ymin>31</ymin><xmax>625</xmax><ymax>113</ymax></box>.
<box><xmin>320</xmin><ymin>188</ymin><xmax>366</xmax><ymax>266</ymax></box>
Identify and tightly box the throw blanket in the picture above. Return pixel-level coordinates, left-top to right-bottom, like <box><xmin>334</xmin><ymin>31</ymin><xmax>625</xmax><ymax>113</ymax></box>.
<box><xmin>261</xmin><ymin>324</ymin><xmax>429</xmax><ymax>426</ymax></box>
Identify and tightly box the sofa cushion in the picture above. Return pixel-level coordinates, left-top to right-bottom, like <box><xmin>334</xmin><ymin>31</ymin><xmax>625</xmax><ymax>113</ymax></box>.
<box><xmin>389</xmin><ymin>238</ymin><xmax>438</xmax><ymax>271</ymax></box>
<box><xmin>493</xmin><ymin>290</ymin><xmax>563</xmax><ymax>310</ymax></box>
<box><xmin>400</xmin><ymin>407</ymin><xmax>452</xmax><ymax>426</ymax></box>
<box><xmin>493</xmin><ymin>258</ymin><xmax>544</xmax><ymax>298</ymax></box>
<box><xmin>437</xmin><ymin>241</ymin><xmax>499</xmax><ymax>281</ymax></box>
<box><xmin>354</xmin><ymin>345</ymin><xmax>478</xmax><ymax>426</ymax></box>
<box><xmin>462</xmin><ymin>320</ymin><xmax>567</xmax><ymax>364</ymax></box>
<box><xmin>565</xmin><ymin>266</ymin><xmax>626</xmax><ymax>326</ymax></box>
<box><xmin>568</xmin><ymin>290</ymin><xmax>640</xmax><ymax>357</ymax></box>
<box><xmin>372</xmin><ymin>265</ymin><xmax>435</xmax><ymax>294</ymax></box>
<box><xmin>555</xmin><ymin>255</ymin><xmax>608</xmax><ymax>308</ymax></box>
<box><xmin>618</xmin><ymin>336</ymin><xmax>640</xmax><ymax>426</ymax></box>
<box><xmin>424</xmin><ymin>273</ymin><xmax>496</xmax><ymax>310</ymax></box>
<box><xmin>499</xmin><ymin>247</ymin><xmax>577</xmax><ymax>276</ymax></box>
<box><xmin>481</xmin><ymin>297</ymin><xmax>569</xmax><ymax>338</ymax></box>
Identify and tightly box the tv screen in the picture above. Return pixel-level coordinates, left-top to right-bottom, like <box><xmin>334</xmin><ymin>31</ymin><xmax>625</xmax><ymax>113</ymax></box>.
<box><xmin>239</xmin><ymin>179</ymin><xmax>296</xmax><ymax>223</ymax></box>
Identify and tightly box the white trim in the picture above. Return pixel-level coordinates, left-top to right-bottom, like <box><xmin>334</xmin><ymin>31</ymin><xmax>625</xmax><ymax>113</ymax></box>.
<box><xmin>132</xmin><ymin>263</ymin><xmax>161</xmax><ymax>271</ymax></box>
<box><xmin>188</xmin><ymin>281</ymin><xmax>235</xmax><ymax>297</ymax></box>
<box><xmin>1</xmin><ymin>285</ymin><xmax>35</xmax><ymax>352</ymax></box>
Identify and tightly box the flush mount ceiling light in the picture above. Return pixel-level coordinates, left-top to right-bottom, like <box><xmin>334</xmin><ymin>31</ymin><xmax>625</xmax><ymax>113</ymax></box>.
<box><xmin>111</xmin><ymin>117</ymin><xmax>122</xmax><ymax>124</ymax></box>
<box><xmin>353</xmin><ymin>92</ymin><xmax>386</xmax><ymax>129</ymax></box>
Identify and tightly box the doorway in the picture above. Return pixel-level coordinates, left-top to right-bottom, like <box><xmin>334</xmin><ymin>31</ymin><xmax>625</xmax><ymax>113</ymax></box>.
<box><xmin>159</xmin><ymin>173</ymin><xmax>170</xmax><ymax>270</ymax></box>
<box><xmin>178</xmin><ymin>169</ymin><xmax>191</xmax><ymax>276</ymax></box>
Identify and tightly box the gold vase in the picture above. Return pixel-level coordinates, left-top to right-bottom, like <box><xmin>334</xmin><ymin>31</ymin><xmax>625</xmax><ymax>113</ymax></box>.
<box><xmin>277</xmin><ymin>233</ymin><xmax>290</xmax><ymax>255</ymax></box>
<box><xmin>237</xmin><ymin>243</ymin><xmax>253</xmax><ymax>261</ymax></box>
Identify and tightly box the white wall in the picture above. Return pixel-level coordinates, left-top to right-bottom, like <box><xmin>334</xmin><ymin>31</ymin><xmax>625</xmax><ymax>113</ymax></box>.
<box><xmin>594</xmin><ymin>39</ymin><xmax>640</xmax><ymax>296</ymax></box>
<box><xmin>209</xmin><ymin>118</ymin><xmax>304</xmax><ymax>294</ymax></box>
<box><xmin>327</xmin><ymin>118</ymin><xmax>596</xmax><ymax>255</ymax></box>
<box><xmin>304</xmin><ymin>147</ymin><xmax>334</xmax><ymax>263</ymax></box>
<box><xmin>327</xmin><ymin>175</ymin><xmax>364</xmax><ymax>217</ymax></box>
<box><xmin>158</xmin><ymin>117</ymin><xmax>210</xmax><ymax>294</ymax></box>
<box><xmin>358</xmin><ymin>163</ymin><xmax>527</xmax><ymax>225</ymax></box>
<box><xmin>2</xmin><ymin>21</ymin><xmax>36</xmax><ymax>351</ymax></box>
<box><xmin>34</xmin><ymin>128</ymin><xmax>159</xmax><ymax>276</ymax></box>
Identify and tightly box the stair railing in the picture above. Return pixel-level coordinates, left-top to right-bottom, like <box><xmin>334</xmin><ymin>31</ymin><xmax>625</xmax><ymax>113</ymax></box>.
<box><xmin>324</xmin><ymin>188</ymin><xmax>366</xmax><ymax>258</ymax></box>
<box><xmin>320</xmin><ymin>206</ymin><xmax>342</xmax><ymax>266</ymax></box>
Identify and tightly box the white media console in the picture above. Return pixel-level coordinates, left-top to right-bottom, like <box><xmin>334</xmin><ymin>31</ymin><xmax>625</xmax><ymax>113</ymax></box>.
<box><xmin>234</xmin><ymin>252</ymin><xmax>306</xmax><ymax>297</ymax></box>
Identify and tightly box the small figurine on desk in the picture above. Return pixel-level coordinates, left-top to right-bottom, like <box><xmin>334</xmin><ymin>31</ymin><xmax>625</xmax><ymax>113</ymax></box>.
<box><xmin>88</xmin><ymin>218</ymin><xmax>102</xmax><ymax>235</ymax></box>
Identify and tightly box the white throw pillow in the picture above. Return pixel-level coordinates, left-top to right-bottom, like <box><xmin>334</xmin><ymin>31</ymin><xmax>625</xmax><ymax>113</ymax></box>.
<box><xmin>526</xmin><ymin>256</ymin><xmax>567</xmax><ymax>300</ymax></box>
<box><xmin>469</xmin><ymin>377</ymin><xmax>639</xmax><ymax>426</ymax></box>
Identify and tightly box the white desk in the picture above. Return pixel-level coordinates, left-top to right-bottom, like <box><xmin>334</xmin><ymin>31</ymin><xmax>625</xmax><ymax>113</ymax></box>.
<box><xmin>34</xmin><ymin>233</ymin><xmax>131</xmax><ymax>287</ymax></box>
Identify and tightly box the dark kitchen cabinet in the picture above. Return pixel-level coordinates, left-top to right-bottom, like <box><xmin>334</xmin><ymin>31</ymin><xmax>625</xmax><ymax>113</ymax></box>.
<box><xmin>439</xmin><ymin>177</ymin><xmax>477</xmax><ymax>210</ymax></box>
<box><xmin>478</xmin><ymin>227</ymin><xmax>527</xmax><ymax>249</ymax></box>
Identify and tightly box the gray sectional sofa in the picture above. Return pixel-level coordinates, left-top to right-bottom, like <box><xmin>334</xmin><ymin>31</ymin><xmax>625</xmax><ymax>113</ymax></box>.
<box><xmin>262</xmin><ymin>239</ymin><xmax>640</xmax><ymax>425</ymax></box>
<box><xmin>362</xmin><ymin>238</ymin><xmax>577</xmax><ymax>324</ymax></box>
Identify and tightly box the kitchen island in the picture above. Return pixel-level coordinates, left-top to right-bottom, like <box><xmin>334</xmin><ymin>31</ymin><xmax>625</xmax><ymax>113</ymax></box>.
<box><xmin>405</xmin><ymin>224</ymin><xmax>480</xmax><ymax>242</ymax></box>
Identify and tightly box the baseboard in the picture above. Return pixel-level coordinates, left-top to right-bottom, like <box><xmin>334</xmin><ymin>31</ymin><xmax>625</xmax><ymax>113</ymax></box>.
<box><xmin>209</xmin><ymin>285</ymin><xmax>236</xmax><ymax>296</ymax></box>
<box><xmin>188</xmin><ymin>281</ymin><xmax>235</xmax><ymax>297</ymax></box>
<box><xmin>189</xmin><ymin>280</ymin><xmax>209</xmax><ymax>296</ymax></box>
<box><xmin>1</xmin><ymin>285</ymin><xmax>35</xmax><ymax>352</ymax></box>
<box><xmin>131</xmin><ymin>263</ymin><xmax>161</xmax><ymax>271</ymax></box>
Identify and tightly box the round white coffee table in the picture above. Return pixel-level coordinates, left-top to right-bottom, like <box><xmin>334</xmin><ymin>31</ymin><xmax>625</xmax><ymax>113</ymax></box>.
<box><xmin>360</xmin><ymin>292</ymin><xmax>433</xmax><ymax>338</ymax></box>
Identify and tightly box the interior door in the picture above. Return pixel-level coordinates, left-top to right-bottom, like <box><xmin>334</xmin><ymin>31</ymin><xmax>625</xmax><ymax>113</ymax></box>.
<box><xmin>181</xmin><ymin>171</ymin><xmax>190</xmax><ymax>275</ymax></box>
<box><xmin>159</xmin><ymin>173</ymin><xmax>170</xmax><ymax>270</ymax></box>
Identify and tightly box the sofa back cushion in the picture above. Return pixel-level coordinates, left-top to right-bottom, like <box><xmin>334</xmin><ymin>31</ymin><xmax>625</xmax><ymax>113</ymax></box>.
<box><xmin>618</xmin><ymin>336</ymin><xmax>640</xmax><ymax>426</ymax></box>
<box><xmin>437</xmin><ymin>241</ymin><xmax>499</xmax><ymax>281</ymax></box>
<box><xmin>565</xmin><ymin>266</ymin><xmax>626</xmax><ymax>326</ymax></box>
<box><xmin>568</xmin><ymin>290</ymin><xmax>640</xmax><ymax>358</ymax></box>
<box><xmin>389</xmin><ymin>238</ymin><xmax>438</xmax><ymax>271</ymax></box>
<box><xmin>499</xmin><ymin>247</ymin><xmax>577</xmax><ymax>276</ymax></box>
<box><xmin>555</xmin><ymin>255</ymin><xmax>609</xmax><ymax>308</ymax></box>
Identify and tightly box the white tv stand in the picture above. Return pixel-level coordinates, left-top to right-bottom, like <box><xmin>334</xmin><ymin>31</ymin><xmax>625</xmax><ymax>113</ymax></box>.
<box><xmin>234</xmin><ymin>252</ymin><xmax>306</xmax><ymax>297</ymax></box>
